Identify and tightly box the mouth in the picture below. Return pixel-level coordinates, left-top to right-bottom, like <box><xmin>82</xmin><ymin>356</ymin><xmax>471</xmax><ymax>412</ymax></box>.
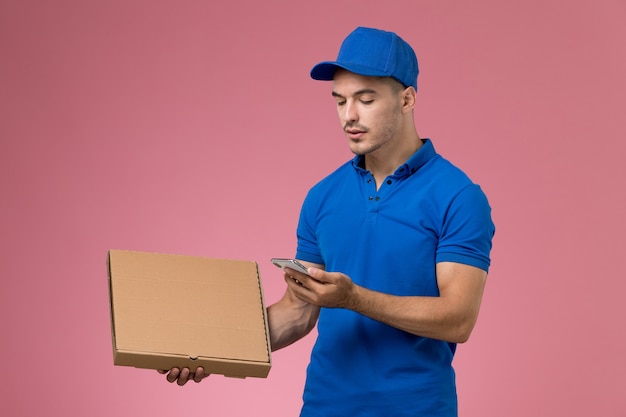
<box><xmin>345</xmin><ymin>127</ymin><xmax>367</xmax><ymax>140</ymax></box>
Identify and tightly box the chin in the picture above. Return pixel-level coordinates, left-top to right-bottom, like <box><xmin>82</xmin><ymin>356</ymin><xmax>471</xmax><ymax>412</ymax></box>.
<box><xmin>349</xmin><ymin>146</ymin><xmax>365</xmax><ymax>156</ymax></box>
<box><xmin>350</xmin><ymin>143</ymin><xmax>381</xmax><ymax>157</ymax></box>
<box><xmin>348</xmin><ymin>141</ymin><xmax>368</xmax><ymax>155</ymax></box>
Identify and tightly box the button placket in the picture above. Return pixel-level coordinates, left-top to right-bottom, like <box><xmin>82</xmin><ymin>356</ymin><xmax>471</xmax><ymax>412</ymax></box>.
<box><xmin>365</xmin><ymin>175</ymin><xmax>377</xmax><ymax>202</ymax></box>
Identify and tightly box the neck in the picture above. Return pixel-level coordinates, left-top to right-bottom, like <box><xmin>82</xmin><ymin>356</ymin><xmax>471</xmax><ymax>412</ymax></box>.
<box><xmin>365</xmin><ymin>133</ymin><xmax>422</xmax><ymax>187</ymax></box>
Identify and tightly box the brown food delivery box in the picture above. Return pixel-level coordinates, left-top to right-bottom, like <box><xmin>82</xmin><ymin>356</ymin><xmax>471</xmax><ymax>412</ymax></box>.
<box><xmin>107</xmin><ymin>249</ymin><xmax>272</xmax><ymax>378</ymax></box>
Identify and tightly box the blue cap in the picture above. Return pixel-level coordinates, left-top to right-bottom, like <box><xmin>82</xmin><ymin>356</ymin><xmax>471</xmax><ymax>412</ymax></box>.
<box><xmin>310</xmin><ymin>27</ymin><xmax>419</xmax><ymax>90</ymax></box>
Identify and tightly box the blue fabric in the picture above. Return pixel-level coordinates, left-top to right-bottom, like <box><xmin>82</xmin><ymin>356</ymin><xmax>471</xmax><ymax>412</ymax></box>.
<box><xmin>310</xmin><ymin>26</ymin><xmax>419</xmax><ymax>89</ymax></box>
<box><xmin>295</xmin><ymin>139</ymin><xmax>495</xmax><ymax>416</ymax></box>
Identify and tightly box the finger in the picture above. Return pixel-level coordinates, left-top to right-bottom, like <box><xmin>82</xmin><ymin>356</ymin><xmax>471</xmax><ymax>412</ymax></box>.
<box><xmin>177</xmin><ymin>367</ymin><xmax>191</xmax><ymax>386</ymax></box>
<box><xmin>285</xmin><ymin>267</ymin><xmax>310</xmax><ymax>279</ymax></box>
<box><xmin>194</xmin><ymin>367</ymin><xmax>206</xmax><ymax>383</ymax></box>
<box><xmin>289</xmin><ymin>267</ymin><xmax>327</xmax><ymax>287</ymax></box>
<box><xmin>157</xmin><ymin>369</ymin><xmax>167</xmax><ymax>374</ymax></box>
<box><xmin>284</xmin><ymin>272</ymin><xmax>305</xmax><ymax>288</ymax></box>
<box><xmin>307</xmin><ymin>267</ymin><xmax>329</xmax><ymax>284</ymax></box>
<box><xmin>286</xmin><ymin>274</ymin><xmax>308</xmax><ymax>290</ymax></box>
<box><xmin>167</xmin><ymin>367</ymin><xmax>180</xmax><ymax>383</ymax></box>
<box><xmin>293</xmin><ymin>273</ymin><xmax>322</xmax><ymax>290</ymax></box>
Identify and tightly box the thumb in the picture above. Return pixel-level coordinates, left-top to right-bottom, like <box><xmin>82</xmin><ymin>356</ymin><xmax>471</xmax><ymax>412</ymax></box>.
<box><xmin>307</xmin><ymin>267</ymin><xmax>326</xmax><ymax>282</ymax></box>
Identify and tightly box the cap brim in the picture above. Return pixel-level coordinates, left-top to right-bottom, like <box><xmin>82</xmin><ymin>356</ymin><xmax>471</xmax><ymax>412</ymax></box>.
<box><xmin>310</xmin><ymin>61</ymin><xmax>390</xmax><ymax>81</ymax></box>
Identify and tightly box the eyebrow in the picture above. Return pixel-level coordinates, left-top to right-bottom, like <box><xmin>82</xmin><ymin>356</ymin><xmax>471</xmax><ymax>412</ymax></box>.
<box><xmin>331</xmin><ymin>88</ymin><xmax>378</xmax><ymax>98</ymax></box>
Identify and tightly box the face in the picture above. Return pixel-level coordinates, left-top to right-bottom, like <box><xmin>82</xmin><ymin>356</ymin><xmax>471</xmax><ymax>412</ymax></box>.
<box><xmin>332</xmin><ymin>70</ymin><xmax>405</xmax><ymax>156</ymax></box>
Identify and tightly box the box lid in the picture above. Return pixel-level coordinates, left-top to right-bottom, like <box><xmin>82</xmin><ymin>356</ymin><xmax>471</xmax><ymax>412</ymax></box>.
<box><xmin>108</xmin><ymin>250</ymin><xmax>271</xmax><ymax>378</ymax></box>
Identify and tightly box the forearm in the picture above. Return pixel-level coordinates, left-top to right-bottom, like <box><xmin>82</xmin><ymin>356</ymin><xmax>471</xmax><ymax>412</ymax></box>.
<box><xmin>267</xmin><ymin>291</ymin><xmax>320</xmax><ymax>351</ymax></box>
<box><xmin>340</xmin><ymin>262</ymin><xmax>487</xmax><ymax>343</ymax></box>
<box><xmin>349</xmin><ymin>286</ymin><xmax>480</xmax><ymax>343</ymax></box>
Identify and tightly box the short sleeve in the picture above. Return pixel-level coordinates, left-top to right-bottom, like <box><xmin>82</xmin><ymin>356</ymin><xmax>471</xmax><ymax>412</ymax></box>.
<box><xmin>436</xmin><ymin>184</ymin><xmax>495</xmax><ymax>272</ymax></box>
<box><xmin>295</xmin><ymin>191</ymin><xmax>325</xmax><ymax>265</ymax></box>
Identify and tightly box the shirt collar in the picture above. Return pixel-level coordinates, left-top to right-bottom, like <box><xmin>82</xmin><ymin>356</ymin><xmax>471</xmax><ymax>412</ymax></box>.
<box><xmin>352</xmin><ymin>139</ymin><xmax>437</xmax><ymax>178</ymax></box>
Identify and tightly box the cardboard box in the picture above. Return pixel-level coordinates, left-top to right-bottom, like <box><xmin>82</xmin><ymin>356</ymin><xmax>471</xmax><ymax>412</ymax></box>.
<box><xmin>107</xmin><ymin>250</ymin><xmax>272</xmax><ymax>378</ymax></box>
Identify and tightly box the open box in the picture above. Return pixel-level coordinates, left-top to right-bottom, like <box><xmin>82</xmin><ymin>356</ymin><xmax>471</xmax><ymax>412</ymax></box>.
<box><xmin>107</xmin><ymin>250</ymin><xmax>272</xmax><ymax>378</ymax></box>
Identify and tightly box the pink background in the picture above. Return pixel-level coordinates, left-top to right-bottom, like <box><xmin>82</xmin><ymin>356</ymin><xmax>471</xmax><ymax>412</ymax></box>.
<box><xmin>1</xmin><ymin>1</ymin><xmax>625</xmax><ymax>415</ymax></box>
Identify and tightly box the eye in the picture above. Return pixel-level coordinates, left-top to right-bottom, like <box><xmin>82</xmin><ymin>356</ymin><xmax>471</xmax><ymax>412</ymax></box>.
<box><xmin>360</xmin><ymin>99</ymin><xmax>374</xmax><ymax>105</ymax></box>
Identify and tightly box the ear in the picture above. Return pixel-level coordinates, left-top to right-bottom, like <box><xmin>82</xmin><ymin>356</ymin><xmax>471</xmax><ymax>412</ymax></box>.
<box><xmin>401</xmin><ymin>87</ymin><xmax>416</xmax><ymax>113</ymax></box>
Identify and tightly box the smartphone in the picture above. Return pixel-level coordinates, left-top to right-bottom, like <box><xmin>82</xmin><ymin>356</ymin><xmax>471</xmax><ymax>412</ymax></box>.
<box><xmin>271</xmin><ymin>258</ymin><xmax>311</xmax><ymax>276</ymax></box>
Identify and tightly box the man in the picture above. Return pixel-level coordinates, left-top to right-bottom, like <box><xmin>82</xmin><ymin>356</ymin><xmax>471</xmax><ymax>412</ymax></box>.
<box><xmin>161</xmin><ymin>27</ymin><xmax>495</xmax><ymax>417</ymax></box>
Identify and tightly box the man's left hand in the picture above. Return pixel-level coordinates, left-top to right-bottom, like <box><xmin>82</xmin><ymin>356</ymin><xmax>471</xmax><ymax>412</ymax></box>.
<box><xmin>284</xmin><ymin>266</ymin><xmax>358</xmax><ymax>309</ymax></box>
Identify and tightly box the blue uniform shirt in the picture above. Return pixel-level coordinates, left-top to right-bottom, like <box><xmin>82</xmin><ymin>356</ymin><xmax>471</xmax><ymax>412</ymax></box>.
<box><xmin>295</xmin><ymin>139</ymin><xmax>495</xmax><ymax>417</ymax></box>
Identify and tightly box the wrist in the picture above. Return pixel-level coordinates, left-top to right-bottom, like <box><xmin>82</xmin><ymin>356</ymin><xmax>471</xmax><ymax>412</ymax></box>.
<box><xmin>345</xmin><ymin>282</ymin><xmax>364</xmax><ymax>311</ymax></box>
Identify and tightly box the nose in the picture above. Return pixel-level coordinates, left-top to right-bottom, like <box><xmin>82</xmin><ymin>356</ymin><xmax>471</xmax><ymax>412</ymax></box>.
<box><xmin>342</xmin><ymin>100</ymin><xmax>358</xmax><ymax>123</ymax></box>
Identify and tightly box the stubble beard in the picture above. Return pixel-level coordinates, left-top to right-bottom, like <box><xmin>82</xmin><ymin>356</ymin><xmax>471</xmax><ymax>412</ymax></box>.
<box><xmin>347</xmin><ymin>114</ymin><xmax>402</xmax><ymax>157</ymax></box>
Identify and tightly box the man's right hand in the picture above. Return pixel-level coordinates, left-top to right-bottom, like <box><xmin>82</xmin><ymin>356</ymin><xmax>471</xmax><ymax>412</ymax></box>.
<box><xmin>157</xmin><ymin>367</ymin><xmax>209</xmax><ymax>386</ymax></box>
